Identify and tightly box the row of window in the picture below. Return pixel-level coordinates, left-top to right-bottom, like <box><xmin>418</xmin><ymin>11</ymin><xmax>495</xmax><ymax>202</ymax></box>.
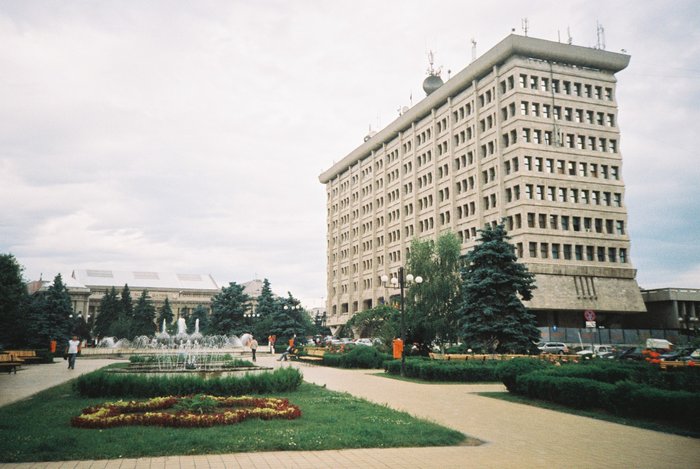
<box><xmin>523</xmin><ymin>242</ymin><xmax>627</xmax><ymax>263</ymax></box>
<box><xmin>504</xmin><ymin>100</ymin><xmax>616</xmax><ymax>127</ymax></box>
<box><xmin>500</xmin><ymin>72</ymin><xmax>614</xmax><ymax>102</ymax></box>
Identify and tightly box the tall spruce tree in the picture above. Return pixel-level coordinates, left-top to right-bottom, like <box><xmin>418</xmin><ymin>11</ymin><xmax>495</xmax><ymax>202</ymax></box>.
<box><xmin>0</xmin><ymin>254</ymin><xmax>27</xmax><ymax>347</ymax></box>
<box><xmin>188</xmin><ymin>304</ymin><xmax>210</xmax><ymax>335</ymax></box>
<box><xmin>458</xmin><ymin>224</ymin><xmax>540</xmax><ymax>353</ymax></box>
<box><xmin>268</xmin><ymin>293</ymin><xmax>307</xmax><ymax>344</ymax></box>
<box><xmin>209</xmin><ymin>282</ymin><xmax>250</xmax><ymax>335</ymax></box>
<box><xmin>43</xmin><ymin>274</ymin><xmax>74</xmax><ymax>347</ymax></box>
<box><xmin>251</xmin><ymin>278</ymin><xmax>276</xmax><ymax>339</ymax></box>
<box><xmin>157</xmin><ymin>297</ymin><xmax>174</xmax><ymax>331</ymax></box>
<box><xmin>131</xmin><ymin>290</ymin><xmax>156</xmax><ymax>337</ymax></box>
<box><xmin>93</xmin><ymin>287</ymin><xmax>120</xmax><ymax>338</ymax></box>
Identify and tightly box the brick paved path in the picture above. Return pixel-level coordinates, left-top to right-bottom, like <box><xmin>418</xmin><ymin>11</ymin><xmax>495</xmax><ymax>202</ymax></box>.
<box><xmin>1</xmin><ymin>354</ymin><xmax>698</xmax><ymax>468</ymax></box>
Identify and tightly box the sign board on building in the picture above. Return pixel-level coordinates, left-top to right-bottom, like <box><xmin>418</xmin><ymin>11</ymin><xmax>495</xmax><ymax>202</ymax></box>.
<box><xmin>584</xmin><ymin>310</ymin><xmax>596</xmax><ymax>321</ymax></box>
<box><xmin>586</xmin><ymin>320</ymin><xmax>597</xmax><ymax>328</ymax></box>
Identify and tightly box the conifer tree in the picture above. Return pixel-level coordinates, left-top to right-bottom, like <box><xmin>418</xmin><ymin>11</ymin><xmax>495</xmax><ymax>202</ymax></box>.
<box><xmin>0</xmin><ymin>254</ymin><xmax>27</xmax><ymax>347</ymax></box>
<box><xmin>44</xmin><ymin>274</ymin><xmax>74</xmax><ymax>346</ymax></box>
<box><xmin>131</xmin><ymin>290</ymin><xmax>156</xmax><ymax>337</ymax></box>
<box><xmin>187</xmin><ymin>304</ymin><xmax>210</xmax><ymax>335</ymax></box>
<box><xmin>209</xmin><ymin>282</ymin><xmax>251</xmax><ymax>335</ymax></box>
<box><xmin>93</xmin><ymin>287</ymin><xmax>120</xmax><ymax>338</ymax></box>
<box><xmin>157</xmin><ymin>297</ymin><xmax>174</xmax><ymax>330</ymax></box>
<box><xmin>458</xmin><ymin>224</ymin><xmax>540</xmax><ymax>353</ymax></box>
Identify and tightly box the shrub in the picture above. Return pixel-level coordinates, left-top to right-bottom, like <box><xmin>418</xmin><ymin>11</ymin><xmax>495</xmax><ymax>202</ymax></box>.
<box><xmin>516</xmin><ymin>372</ymin><xmax>613</xmax><ymax>409</ymax></box>
<box><xmin>75</xmin><ymin>367</ymin><xmax>303</xmax><ymax>398</ymax></box>
<box><xmin>495</xmin><ymin>358</ymin><xmax>551</xmax><ymax>391</ymax></box>
<box><xmin>385</xmin><ymin>359</ymin><xmax>499</xmax><ymax>382</ymax></box>
<box><xmin>322</xmin><ymin>347</ymin><xmax>391</xmax><ymax>369</ymax></box>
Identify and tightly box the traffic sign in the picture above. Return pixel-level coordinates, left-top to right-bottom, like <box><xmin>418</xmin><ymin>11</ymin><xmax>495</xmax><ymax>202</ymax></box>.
<box><xmin>584</xmin><ymin>310</ymin><xmax>596</xmax><ymax>321</ymax></box>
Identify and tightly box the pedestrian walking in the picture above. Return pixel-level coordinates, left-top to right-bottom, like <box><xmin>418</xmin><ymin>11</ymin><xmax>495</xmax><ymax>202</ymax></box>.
<box><xmin>66</xmin><ymin>335</ymin><xmax>81</xmax><ymax>370</ymax></box>
<box><xmin>250</xmin><ymin>336</ymin><xmax>258</xmax><ymax>362</ymax></box>
<box><xmin>268</xmin><ymin>334</ymin><xmax>276</xmax><ymax>353</ymax></box>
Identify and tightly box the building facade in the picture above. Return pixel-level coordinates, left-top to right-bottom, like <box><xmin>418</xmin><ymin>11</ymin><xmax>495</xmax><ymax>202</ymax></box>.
<box><xmin>70</xmin><ymin>270</ymin><xmax>221</xmax><ymax>320</ymax></box>
<box><xmin>319</xmin><ymin>34</ymin><xmax>646</xmax><ymax>333</ymax></box>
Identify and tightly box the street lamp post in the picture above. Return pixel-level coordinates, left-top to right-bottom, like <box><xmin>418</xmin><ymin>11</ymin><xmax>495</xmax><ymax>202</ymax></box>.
<box><xmin>381</xmin><ymin>267</ymin><xmax>423</xmax><ymax>376</ymax></box>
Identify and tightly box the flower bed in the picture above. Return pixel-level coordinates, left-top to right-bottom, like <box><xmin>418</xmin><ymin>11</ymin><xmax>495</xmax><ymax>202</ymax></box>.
<box><xmin>71</xmin><ymin>395</ymin><xmax>302</xmax><ymax>429</ymax></box>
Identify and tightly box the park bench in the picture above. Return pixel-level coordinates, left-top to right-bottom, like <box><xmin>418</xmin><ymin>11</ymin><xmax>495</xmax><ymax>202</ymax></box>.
<box><xmin>658</xmin><ymin>360</ymin><xmax>688</xmax><ymax>370</ymax></box>
<box><xmin>0</xmin><ymin>352</ymin><xmax>24</xmax><ymax>374</ymax></box>
<box><xmin>5</xmin><ymin>350</ymin><xmax>44</xmax><ymax>364</ymax></box>
<box><xmin>299</xmin><ymin>347</ymin><xmax>325</xmax><ymax>361</ymax></box>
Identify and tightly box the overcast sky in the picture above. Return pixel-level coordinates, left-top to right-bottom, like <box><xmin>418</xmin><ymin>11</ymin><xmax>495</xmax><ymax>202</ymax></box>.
<box><xmin>1</xmin><ymin>0</ymin><xmax>698</xmax><ymax>308</ymax></box>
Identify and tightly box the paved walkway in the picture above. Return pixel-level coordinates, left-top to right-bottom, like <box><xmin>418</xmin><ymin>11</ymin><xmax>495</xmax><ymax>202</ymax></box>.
<box><xmin>1</xmin><ymin>353</ymin><xmax>699</xmax><ymax>468</ymax></box>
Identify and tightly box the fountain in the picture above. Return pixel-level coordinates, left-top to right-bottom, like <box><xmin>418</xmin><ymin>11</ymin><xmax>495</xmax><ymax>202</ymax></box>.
<box><xmin>89</xmin><ymin>317</ymin><xmax>263</xmax><ymax>375</ymax></box>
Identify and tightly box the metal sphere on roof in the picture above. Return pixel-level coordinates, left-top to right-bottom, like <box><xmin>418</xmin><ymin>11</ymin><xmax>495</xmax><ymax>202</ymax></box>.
<box><xmin>422</xmin><ymin>74</ymin><xmax>444</xmax><ymax>96</ymax></box>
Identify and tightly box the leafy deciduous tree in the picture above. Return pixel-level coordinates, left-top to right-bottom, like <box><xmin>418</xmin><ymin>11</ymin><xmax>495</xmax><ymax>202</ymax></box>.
<box><xmin>406</xmin><ymin>232</ymin><xmax>462</xmax><ymax>351</ymax></box>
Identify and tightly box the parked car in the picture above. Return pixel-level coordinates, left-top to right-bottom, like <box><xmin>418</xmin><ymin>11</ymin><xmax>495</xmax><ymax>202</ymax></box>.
<box><xmin>537</xmin><ymin>342</ymin><xmax>569</xmax><ymax>354</ymax></box>
<box><xmin>354</xmin><ymin>338</ymin><xmax>373</xmax><ymax>346</ymax></box>
<box><xmin>576</xmin><ymin>344</ymin><xmax>613</xmax><ymax>359</ymax></box>
<box><xmin>617</xmin><ymin>347</ymin><xmax>646</xmax><ymax>361</ymax></box>
<box><xmin>678</xmin><ymin>348</ymin><xmax>700</xmax><ymax>363</ymax></box>
<box><xmin>659</xmin><ymin>346</ymin><xmax>696</xmax><ymax>361</ymax></box>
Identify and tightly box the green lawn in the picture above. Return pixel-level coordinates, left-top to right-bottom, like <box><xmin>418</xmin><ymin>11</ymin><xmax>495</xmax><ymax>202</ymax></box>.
<box><xmin>0</xmin><ymin>380</ymin><xmax>475</xmax><ymax>462</ymax></box>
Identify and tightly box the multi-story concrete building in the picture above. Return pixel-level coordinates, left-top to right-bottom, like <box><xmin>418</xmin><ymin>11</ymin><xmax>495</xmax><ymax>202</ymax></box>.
<box><xmin>319</xmin><ymin>34</ymin><xmax>646</xmax><ymax>333</ymax></box>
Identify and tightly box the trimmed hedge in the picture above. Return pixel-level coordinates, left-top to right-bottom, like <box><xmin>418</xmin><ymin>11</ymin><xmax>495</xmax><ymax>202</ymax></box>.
<box><xmin>495</xmin><ymin>358</ymin><xmax>552</xmax><ymax>391</ymax></box>
<box><xmin>385</xmin><ymin>358</ymin><xmax>500</xmax><ymax>382</ymax></box>
<box><xmin>75</xmin><ymin>367</ymin><xmax>303</xmax><ymax>398</ymax></box>
<box><xmin>322</xmin><ymin>346</ymin><xmax>391</xmax><ymax>369</ymax></box>
<box><xmin>498</xmin><ymin>358</ymin><xmax>700</xmax><ymax>428</ymax></box>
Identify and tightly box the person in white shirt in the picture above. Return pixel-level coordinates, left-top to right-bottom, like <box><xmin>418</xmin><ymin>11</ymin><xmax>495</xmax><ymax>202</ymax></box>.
<box><xmin>250</xmin><ymin>336</ymin><xmax>258</xmax><ymax>362</ymax></box>
<box><xmin>66</xmin><ymin>335</ymin><xmax>81</xmax><ymax>370</ymax></box>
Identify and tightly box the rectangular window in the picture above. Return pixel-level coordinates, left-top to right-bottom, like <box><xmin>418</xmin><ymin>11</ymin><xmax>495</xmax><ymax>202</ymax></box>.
<box><xmin>563</xmin><ymin>244</ymin><xmax>572</xmax><ymax>260</ymax></box>
<box><xmin>532</xmin><ymin>102</ymin><xmax>540</xmax><ymax>117</ymax></box>
<box><xmin>606</xmin><ymin>219</ymin><xmax>614</xmax><ymax>234</ymax></box>
<box><xmin>581</xmin><ymin>190</ymin><xmax>590</xmax><ymax>204</ymax></box>
<box><xmin>540</xmin><ymin>243</ymin><xmax>549</xmax><ymax>259</ymax></box>
<box><xmin>519</xmin><ymin>74</ymin><xmax>527</xmax><ymax>88</ymax></box>
<box><xmin>550</xmin><ymin>214</ymin><xmax>558</xmax><ymax>229</ymax></box>
<box><xmin>614</xmin><ymin>193</ymin><xmax>622</xmax><ymax>207</ymax></box>
<box><xmin>620</xmin><ymin>248</ymin><xmax>627</xmax><ymax>263</ymax></box>
<box><xmin>536</xmin><ymin>185</ymin><xmax>544</xmax><ymax>200</ymax></box>
<box><xmin>616</xmin><ymin>220</ymin><xmax>625</xmax><ymax>235</ymax></box>
<box><xmin>597</xmin><ymin>246</ymin><xmax>606</xmax><ymax>262</ymax></box>
<box><xmin>571</xmin><ymin>188</ymin><xmax>579</xmax><ymax>203</ymax></box>
<box><xmin>521</xmin><ymin>102</ymin><xmax>529</xmax><ymax>115</ymax></box>
<box><xmin>561</xmin><ymin>216</ymin><xmax>570</xmax><ymax>230</ymax></box>
<box><xmin>529</xmin><ymin>242</ymin><xmax>537</xmax><ymax>258</ymax></box>
<box><xmin>535</xmin><ymin>157</ymin><xmax>543</xmax><ymax>171</ymax></box>
<box><xmin>527</xmin><ymin>212</ymin><xmax>535</xmax><ymax>228</ymax></box>
<box><xmin>584</xmin><ymin>217</ymin><xmax>592</xmax><ymax>231</ymax></box>
<box><xmin>524</xmin><ymin>156</ymin><xmax>532</xmax><ymax>171</ymax></box>
<box><xmin>538</xmin><ymin>214</ymin><xmax>546</xmax><ymax>229</ymax></box>
<box><xmin>579</xmin><ymin>162</ymin><xmax>587</xmax><ymax>177</ymax></box>
<box><xmin>525</xmin><ymin>184</ymin><xmax>533</xmax><ymax>199</ymax></box>
<box><xmin>608</xmin><ymin>248</ymin><xmax>617</xmax><ymax>262</ymax></box>
<box><xmin>547</xmin><ymin>187</ymin><xmax>555</xmax><ymax>201</ymax></box>
<box><xmin>590</xmin><ymin>164</ymin><xmax>598</xmax><ymax>178</ymax></box>
<box><xmin>552</xmin><ymin>243</ymin><xmax>560</xmax><ymax>259</ymax></box>
<box><xmin>573</xmin><ymin>216</ymin><xmax>581</xmax><ymax>231</ymax></box>
<box><xmin>586</xmin><ymin>246</ymin><xmax>594</xmax><ymax>261</ymax></box>
<box><xmin>575</xmin><ymin>245</ymin><xmax>583</xmax><ymax>260</ymax></box>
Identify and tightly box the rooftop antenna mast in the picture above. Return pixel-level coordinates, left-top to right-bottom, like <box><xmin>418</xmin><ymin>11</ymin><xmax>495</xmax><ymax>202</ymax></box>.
<box><xmin>596</xmin><ymin>21</ymin><xmax>606</xmax><ymax>50</ymax></box>
<box><xmin>471</xmin><ymin>38</ymin><xmax>477</xmax><ymax>62</ymax></box>
<box><xmin>567</xmin><ymin>27</ymin><xmax>573</xmax><ymax>44</ymax></box>
<box><xmin>521</xmin><ymin>18</ymin><xmax>529</xmax><ymax>37</ymax></box>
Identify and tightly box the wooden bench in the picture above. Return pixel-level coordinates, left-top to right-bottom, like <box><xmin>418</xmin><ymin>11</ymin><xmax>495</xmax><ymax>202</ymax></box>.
<box><xmin>659</xmin><ymin>360</ymin><xmax>688</xmax><ymax>370</ymax></box>
<box><xmin>295</xmin><ymin>348</ymin><xmax>326</xmax><ymax>362</ymax></box>
<box><xmin>5</xmin><ymin>350</ymin><xmax>43</xmax><ymax>364</ymax></box>
<box><xmin>0</xmin><ymin>353</ymin><xmax>24</xmax><ymax>374</ymax></box>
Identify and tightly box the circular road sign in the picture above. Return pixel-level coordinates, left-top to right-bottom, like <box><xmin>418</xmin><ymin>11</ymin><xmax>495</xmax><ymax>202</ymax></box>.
<box><xmin>584</xmin><ymin>310</ymin><xmax>596</xmax><ymax>321</ymax></box>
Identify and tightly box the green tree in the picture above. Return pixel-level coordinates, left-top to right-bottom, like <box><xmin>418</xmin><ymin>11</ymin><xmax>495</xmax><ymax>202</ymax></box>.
<box><xmin>209</xmin><ymin>282</ymin><xmax>251</xmax><ymax>336</ymax></box>
<box><xmin>41</xmin><ymin>274</ymin><xmax>74</xmax><ymax>348</ymax></box>
<box><xmin>406</xmin><ymin>232</ymin><xmax>462</xmax><ymax>351</ymax></box>
<box><xmin>345</xmin><ymin>304</ymin><xmax>400</xmax><ymax>347</ymax></box>
<box><xmin>93</xmin><ymin>287</ymin><xmax>120</xmax><ymax>338</ymax></box>
<box><xmin>188</xmin><ymin>304</ymin><xmax>210</xmax><ymax>335</ymax></box>
<box><xmin>268</xmin><ymin>293</ymin><xmax>307</xmax><ymax>345</ymax></box>
<box><xmin>458</xmin><ymin>223</ymin><xmax>540</xmax><ymax>354</ymax></box>
<box><xmin>131</xmin><ymin>290</ymin><xmax>156</xmax><ymax>337</ymax></box>
<box><xmin>157</xmin><ymin>297</ymin><xmax>174</xmax><ymax>331</ymax></box>
<box><xmin>0</xmin><ymin>254</ymin><xmax>27</xmax><ymax>347</ymax></box>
